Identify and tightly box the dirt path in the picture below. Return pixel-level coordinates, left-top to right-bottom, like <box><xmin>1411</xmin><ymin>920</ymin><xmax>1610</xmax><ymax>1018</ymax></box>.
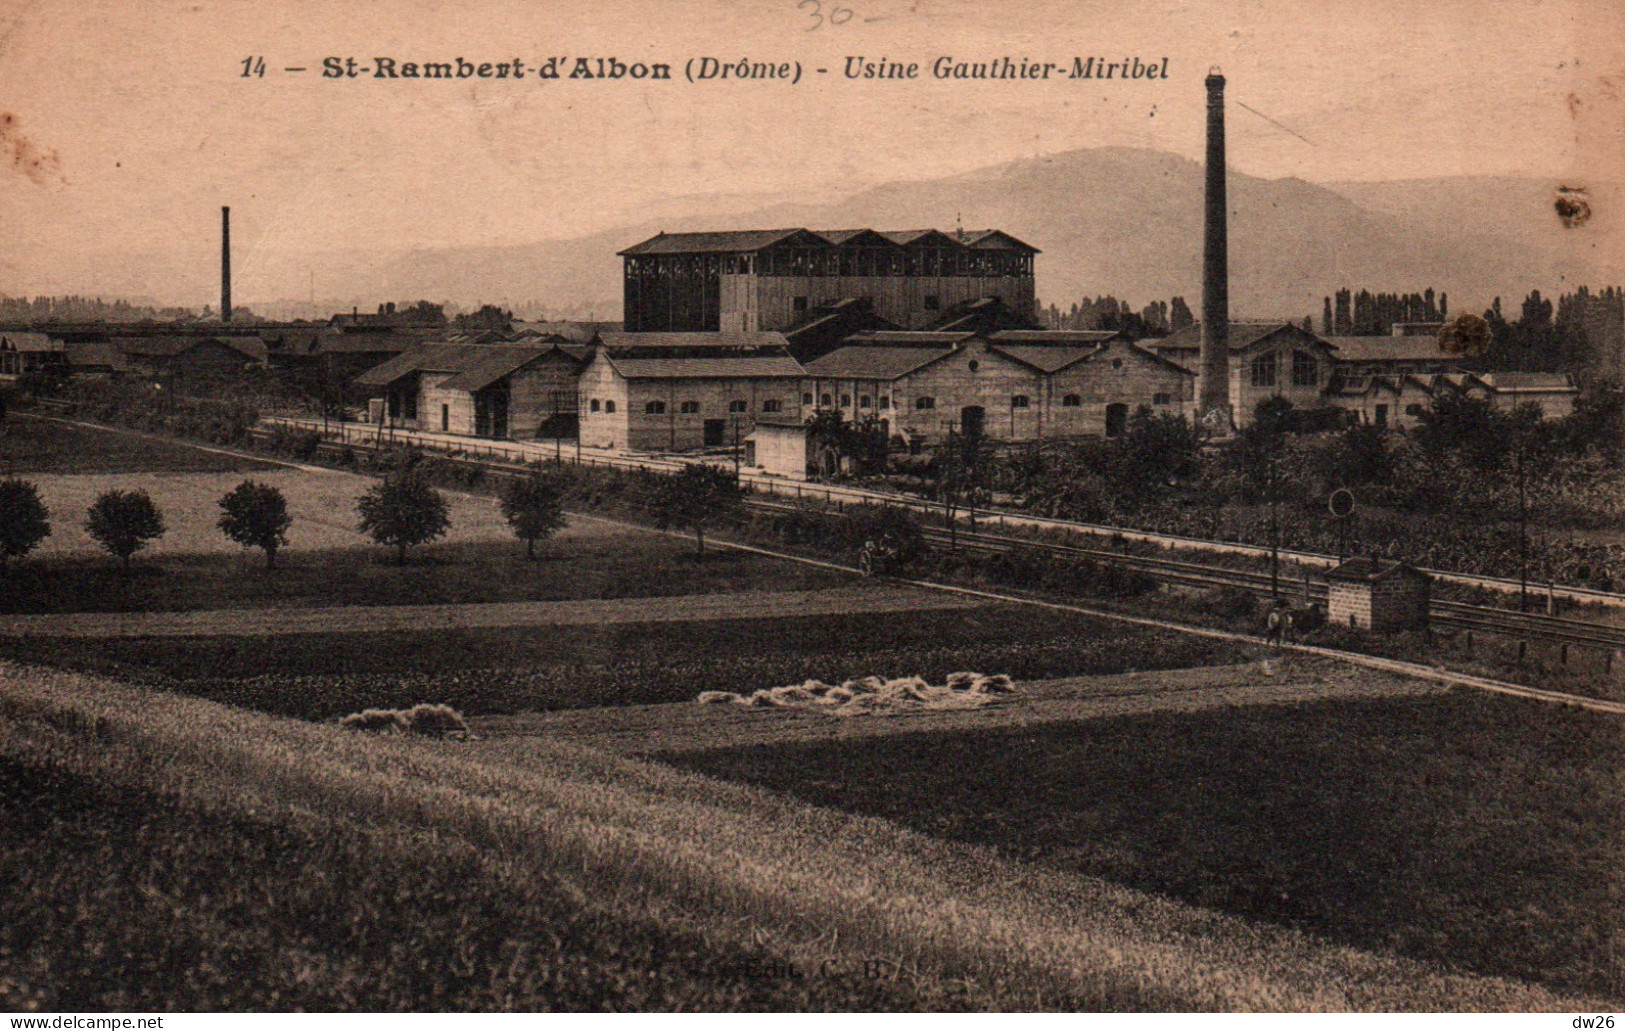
<box><xmin>0</xmin><ymin>584</ymin><xmax>975</xmax><ymax>639</ymax></box>
<box><xmin>474</xmin><ymin>658</ymin><xmax>1447</xmax><ymax>755</ymax></box>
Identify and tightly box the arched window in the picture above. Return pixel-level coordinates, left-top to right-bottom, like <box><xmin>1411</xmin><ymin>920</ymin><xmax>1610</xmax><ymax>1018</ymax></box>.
<box><xmin>645</xmin><ymin>400</ymin><xmax>666</xmax><ymax>414</ymax></box>
<box><xmin>762</xmin><ymin>399</ymin><xmax>782</xmax><ymax>413</ymax></box>
<box><xmin>840</xmin><ymin>394</ymin><xmax>851</xmax><ymax>407</ymax></box>
<box><xmin>1061</xmin><ymin>394</ymin><xmax>1081</xmax><ymax>407</ymax></box>
<box><xmin>915</xmin><ymin>396</ymin><xmax>935</xmax><ymax>410</ymax></box>
<box><xmin>729</xmin><ymin>400</ymin><xmax>748</xmax><ymax>413</ymax></box>
<box><xmin>1153</xmin><ymin>392</ymin><xmax>1171</xmax><ymax>406</ymax></box>
<box><xmin>859</xmin><ymin>395</ymin><xmax>871</xmax><ymax>409</ymax></box>
<box><xmin>820</xmin><ymin>393</ymin><xmax>832</xmax><ymax>407</ymax></box>
<box><xmin>1010</xmin><ymin>395</ymin><xmax>1030</xmax><ymax>409</ymax></box>
<box><xmin>680</xmin><ymin>401</ymin><xmax>699</xmax><ymax>414</ymax></box>
<box><xmin>879</xmin><ymin>396</ymin><xmax>890</xmax><ymax>409</ymax></box>
<box><xmin>802</xmin><ymin>392</ymin><xmax>813</xmax><ymax>405</ymax></box>
<box><xmin>1291</xmin><ymin>350</ymin><xmax>1319</xmax><ymax>387</ymax></box>
<box><xmin>604</xmin><ymin>400</ymin><xmax>616</xmax><ymax>413</ymax></box>
<box><xmin>1251</xmin><ymin>352</ymin><xmax>1277</xmax><ymax>388</ymax></box>
<box><xmin>590</xmin><ymin>399</ymin><xmax>601</xmax><ymax>413</ymax></box>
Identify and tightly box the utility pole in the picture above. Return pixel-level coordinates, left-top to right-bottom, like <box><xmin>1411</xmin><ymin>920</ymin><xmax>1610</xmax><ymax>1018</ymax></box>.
<box><xmin>1517</xmin><ymin>431</ymin><xmax>1529</xmax><ymax>612</ymax></box>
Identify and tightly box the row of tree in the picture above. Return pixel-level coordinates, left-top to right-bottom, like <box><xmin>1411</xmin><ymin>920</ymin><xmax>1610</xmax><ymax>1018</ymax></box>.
<box><xmin>1321</xmin><ymin>288</ymin><xmax>1448</xmax><ymax>336</ymax></box>
<box><xmin>1037</xmin><ymin>296</ymin><xmax>1194</xmax><ymax>337</ymax></box>
<box><xmin>0</xmin><ymin>460</ymin><xmax>745</xmax><ymax>573</ymax></box>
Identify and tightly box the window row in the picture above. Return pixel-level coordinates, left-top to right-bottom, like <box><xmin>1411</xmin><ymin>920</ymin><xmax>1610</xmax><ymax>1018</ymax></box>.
<box><xmin>589</xmin><ymin>398</ymin><xmax>783</xmax><ymax>415</ymax></box>
<box><xmin>803</xmin><ymin>392</ymin><xmax>1180</xmax><ymax>412</ymax></box>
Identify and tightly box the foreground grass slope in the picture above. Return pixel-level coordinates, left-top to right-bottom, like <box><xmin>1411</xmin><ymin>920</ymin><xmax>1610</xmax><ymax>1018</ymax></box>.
<box><xmin>666</xmin><ymin>692</ymin><xmax>1625</xmax><ymax>1001</ymax></box>
<box><xmin>0</xmin><ymin>661</ymin><xmax>1605</xmax><ymax>1011</ymax></box>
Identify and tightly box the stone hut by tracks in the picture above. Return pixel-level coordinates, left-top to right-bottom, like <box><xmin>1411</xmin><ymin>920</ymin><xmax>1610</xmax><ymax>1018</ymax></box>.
<box><xmin>1326</xmin><ymin>557</ymin><xmax>1431</xmax><ymax>632</ymax></box>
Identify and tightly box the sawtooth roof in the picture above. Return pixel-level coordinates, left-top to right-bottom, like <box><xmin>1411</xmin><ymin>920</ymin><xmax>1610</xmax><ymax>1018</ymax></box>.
<box><xmin>618</xmin><ymin>228</ymin><xmax>1039</xmax><ymax>256</ymax></box>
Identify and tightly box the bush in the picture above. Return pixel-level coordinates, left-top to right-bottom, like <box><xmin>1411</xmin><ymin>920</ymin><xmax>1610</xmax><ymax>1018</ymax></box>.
<box><xmin>1197</xmin><ymin>585</ymin><xmax>1260</xmax><ymax>619</ymax></box>
<box><xmin>85</xmin><ymin>489</ymin><xmax>165</xmax><ymax>569</ymax></box>
<box><xmin>0</xmin><ymin>478</ymin><xmax>51</xmax><ymax>568</ymax></box>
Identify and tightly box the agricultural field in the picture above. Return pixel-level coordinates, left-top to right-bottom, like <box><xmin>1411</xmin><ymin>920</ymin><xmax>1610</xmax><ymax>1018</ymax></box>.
<box><xmin>0</xmin><ymin>662</ymin><xmax>1597</xmax><ymax>1012</ymax></box>
<box><xmin>0</xmin><ymin>605</ymin><xmax>1259</xmax><ymax>718</ymax></box>
<box><xmin>1</xmin><ymin>464</ymin><xmax>851</xmax><ymax>612</ymax></box>
<box><xmin>0</xmin><ymin>415</ymin><xmax>275</xmax><ymax>475</ymax></box>
<box><xmin>662</xmin><ymin>690</ymin><xmax>1625</xmax><ymax>1003</ymax></box>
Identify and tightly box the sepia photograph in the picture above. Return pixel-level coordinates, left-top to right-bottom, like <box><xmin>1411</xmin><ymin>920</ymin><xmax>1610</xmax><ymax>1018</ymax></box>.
<box><xmin>0</xmin><ymin>0</ymin><xmax>1621</xmax><ymax>1016</ymax></box>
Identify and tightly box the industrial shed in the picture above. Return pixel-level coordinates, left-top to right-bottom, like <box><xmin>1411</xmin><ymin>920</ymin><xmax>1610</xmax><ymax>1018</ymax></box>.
<box><xmin>803</xmin><ymin>329</ymin><xmax>1192</xmax><ymax>442</ymax></box>
<box><xmin>577</xmin><ymin>332</ymin><xmax>806</xmax><ymax>451</ymax></box>
<box><xmin>1326</xmin><ymin>557</ymin><xmax>1431</xmax><ymax>632</ymax></box>
<box><xmin>355</xmin><ymin>342</ymin><xmax>587</xmax><ymax>439</ymax></box>
<box><xmin>744</xmin><ymin>418</ymin><xmax>814</xmax><ymax>479</ymax></box>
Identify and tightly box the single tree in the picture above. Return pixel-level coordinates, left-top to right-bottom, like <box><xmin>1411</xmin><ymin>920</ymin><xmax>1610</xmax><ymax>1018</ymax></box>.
<box><xmin>356</xmin><ymin>469</ymin><xmax>450</xmax><ymax>564</ymax></box>
<box><xmin>0</xmin><ymin>478</ymin><xmax>50</xmax><ymax>568</ymax></box>
<box><xmin>86</xmin><ymin>489</ymin><xmax>165</xmax><ymax>569</ymax></box>
<box><xmin>650</xmin><ymin>463</ymin><xmax>741</xmax><ymax>559</ymax></box>
<box><xmin>217</xmin><ymin>480</ymin><xmax>293</xmax><ymax>569</ymax></box>
<box><xmin>499</xmin><ymin>469</ymin><xmax>568</xmax><ymax>559</ymax></box>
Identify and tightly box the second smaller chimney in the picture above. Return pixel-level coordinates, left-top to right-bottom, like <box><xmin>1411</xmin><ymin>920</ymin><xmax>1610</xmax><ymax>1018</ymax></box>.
<box><xmin>221</xmin><ymin>206</ymin><xmax>232</xmax><ymax>324</ymax></box>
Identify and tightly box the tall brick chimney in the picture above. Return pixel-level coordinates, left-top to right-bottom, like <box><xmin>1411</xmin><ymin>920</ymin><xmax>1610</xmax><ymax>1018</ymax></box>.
<box><xmin>1199</xmin><ymin>71</ymin><xmax>1230</xmax><ymax>425</ymax></box>
<box><xmin>221</xmin><ymin>206</ymin><xmax>232</xmax><ymax>324</ymax></box>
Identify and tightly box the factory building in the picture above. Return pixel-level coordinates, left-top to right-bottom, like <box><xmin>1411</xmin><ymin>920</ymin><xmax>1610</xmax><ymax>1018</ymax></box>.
<box><xmin>356</xmin><ymin>341</ymin><xmax>588</xmax><ymax>438</ymax></box>
<box><xmin>618</xmin><ymin>228</ymin><xmax>1038</xmax><ymax>334</ymax></box>
<box><xmin>803</xmin><ymin>329</ymin><xmax>1193</xmax><ymax>442</ymax></box>
<box><xmin>576</xmin><ymin>332</ymin><xmax>806</xmax><ymax>451</ymax></box>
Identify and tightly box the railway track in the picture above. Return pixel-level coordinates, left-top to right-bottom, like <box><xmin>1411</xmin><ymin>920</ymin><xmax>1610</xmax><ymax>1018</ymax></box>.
<box><xmin>265</xmin><ymin>425</ymin><xmax>1625</xmax><ymax>656</ymax></box>
<box><xmin>757</xmin><ymin>500</ymin><xmax>1625</xmax><ymax>654</ymax></box>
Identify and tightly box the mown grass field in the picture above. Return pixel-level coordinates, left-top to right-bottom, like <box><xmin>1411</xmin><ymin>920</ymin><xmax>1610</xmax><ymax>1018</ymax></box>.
<box><xmin>0</xmin><ymin>605</ymin><xmax>1258</xmax><ymax>718</ymax></box>
<box><xmin>0</xmin><ymin>416</ymin><xmax>273</xmax><ymax>475</ymax></box>
<box><xmin>0</xmin><ymin>534</ymin><xmax>851</xmax><ymax>614</ymax></box>
<box><xmin>0</xmin><ymin>661</ymin><xmax>1597</xmax><ymax>1012</ymax></box>
<box><xmin>662</xmin><ymin>691</ymin><xmax>1625</xmax><ymax>1002</ymax></box>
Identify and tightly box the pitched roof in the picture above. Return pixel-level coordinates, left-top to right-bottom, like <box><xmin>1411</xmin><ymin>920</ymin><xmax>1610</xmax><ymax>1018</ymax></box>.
<box><xmin>956</xmin><ymin>229</ymin><xmax>1041</xmax><ymax>252</ymax></box>
<box><xmin>619</xmin><ymin>227</ymin><xmax>1039</xmax><ymax>256</ymax></box>
<box><xmin>63</xmin><ymin>340</ymin><xmax>128</xmax><ymax>371</ymax></box>
<box><xmin>987</xmin><ymin>330</ymin><xmax>1119</xmax><ymax>345</ymax></box>
<box><xmin>0</xmin><ymin>331</ymin><xmax>59</xmax><ymax>352</ymax></box>
<box><xmin>842</xmin><ymin>330</ymin><xmax>976</xmax><ymax>347</ymax></box>
<box><xmin>1326</xmin><ymin>557</ymin><xmax>1427</xmax><ymax>583</ymax></box>
<box><xmin>618</xmin><ymin>229</ymin><xmax>815</xmax><ymax>256</ymax></box>
<box><xmin>511</xmin><ymin>320</ymin><xmax>620</xmax><ymax>344</ymax></box>
<box><xmin>603</xmin><ymin>354</ymin><xmax>806</xmax><ymax>380</ymax></box>
<box><xmin>1323</xmin><ymin>335</ymin><xmax>1458</xmax><ymax>364</ymax></box>
<box><xmin>437</xmin><ymin>346</ymin><xmax>583</xmax><ymax>393</ymax></box>
<box><xmin>1155</xmin><ymin>321</ymin><xmax>1322</xmax><ymax>355</ymax></box>
<box><xmin>354</xmin><ymin>343</ymin><xmax>476</xmax><ymax>386</ymax></box>
<box><xmin>803</xmin><ymin>346</ymin><xmax>955</xmax><ymax>380</ymax></box>
<box><xmin>598</xmin><ymin>331</ymin><xmax>792</xmax><ymax>352</ymax></box>
<box><xmin>112</xmin><ymin>335</ymin><xmax>265</xmax><ymax>360</ymax></box>
<box><xmin>988</xmin><ymin>344</ymin><xmax>1100</xmax><ymax>373</ymax></box>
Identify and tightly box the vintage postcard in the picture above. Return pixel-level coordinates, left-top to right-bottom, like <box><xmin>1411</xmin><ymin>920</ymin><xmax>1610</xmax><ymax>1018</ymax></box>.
<box><xmin>0</xmin><ymin>0</ymin><xmax>1621</xmax><ymax>1017</ymax></box>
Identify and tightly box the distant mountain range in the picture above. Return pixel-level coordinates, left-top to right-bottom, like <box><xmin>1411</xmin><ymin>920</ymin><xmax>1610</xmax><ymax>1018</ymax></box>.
<box><xmin>40</xmin><ymin>148</ymin><xmax>1625</xmax><ymax>322</ymax></box>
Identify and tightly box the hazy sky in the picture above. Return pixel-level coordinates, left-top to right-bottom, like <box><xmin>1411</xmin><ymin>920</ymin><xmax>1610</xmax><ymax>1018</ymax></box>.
<box><xmin>2</xmin><ymin>0</ymin><xmax>1621</xmax><ymax>301</ymax></box>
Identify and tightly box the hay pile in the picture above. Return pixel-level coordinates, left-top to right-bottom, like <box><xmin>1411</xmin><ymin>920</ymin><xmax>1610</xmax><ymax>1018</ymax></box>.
<box><xmin>697</xmin><ymin>672</ymin><xmax>1015</xmax><ymax>717</ymax></box>
<box><xmin>339</xmin><ymin>703</ymin><xmax>470</xmax><ymax>738</ymax></box>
